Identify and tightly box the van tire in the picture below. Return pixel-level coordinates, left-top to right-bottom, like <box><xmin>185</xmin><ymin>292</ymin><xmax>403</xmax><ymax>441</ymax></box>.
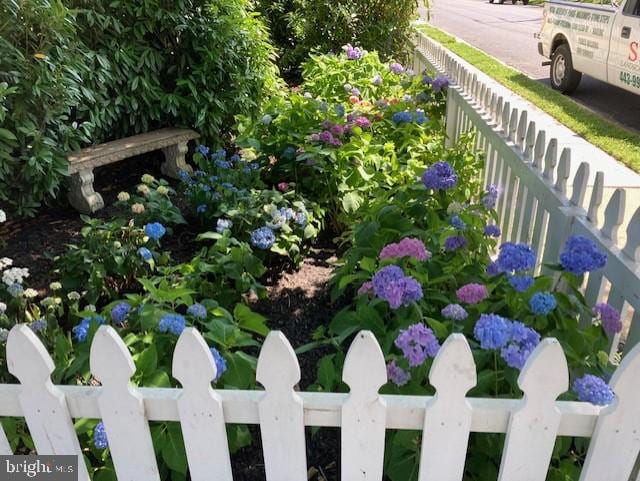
<box><xmin>550</xmin><ymin>44</ymin><xmax>582</xmax><ymax>94</ymax></box>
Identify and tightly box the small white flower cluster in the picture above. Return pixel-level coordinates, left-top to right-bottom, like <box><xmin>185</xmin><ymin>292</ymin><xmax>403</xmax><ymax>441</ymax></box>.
<box><xmin>2</xmin><ymin>266</ymin><xmax>29</xmax><ymax>286</ymax></box>
<box><xmin>0</xmin><ymin>257</ymin><xmax>12</xmax><ymax>270</ymax></box>
<box><xmin>0</xmin><ymin>209</ymin><xmax>6</xmax><ymax>223</ymax></box>
<box><xmin>0</xmin><ymin>302</ymin><xmax>6</xmax><ymax>315</ymax></box>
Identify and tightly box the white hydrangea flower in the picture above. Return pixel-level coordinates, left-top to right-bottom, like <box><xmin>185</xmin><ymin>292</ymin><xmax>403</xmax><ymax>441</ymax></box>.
<box><xmin>0</xmin><ymin>209</ymin><xmax>6</xmax><ymax>223</ymax></box>
<box><xmin>0</xmin><ymin>328</ymin><xmax>8</xmax><ymax>342</ymax></box>
<box><xmin>0</xmin><ymin>302</ymin><xmax>6</xmax><ymax>315</ymax></box>
<box><xmin>49</xmin><ymin>281</ymin><xmax>62</xmax><ymax>291</ymax></box>
<box><xmin>67</xmin><ymin>291</ymin><xmax>81</xmax><ymax>301</ymax></box>
<box><xmin>2</xmin><ymin>267</ymin><xmax>29</xmax><ymax>286</ymax></box>
<box><xmin>141</xmin><ymin>174</ymin><xmax>156</xmax><ymax>185</ymax></box>
<box><xmin>23</xmin><ymin>288</ymin><xmax>39</xmax><ymax>299</ymax></box>
<box><xmin>0</xmin><ymin>257</ymin><xmax>13</xmax><ymax>270</ymax></box>
<box><xmin>137</xmin><ymin>184</ymin><xmax>151</xmax><ymax>196</ymax></box>
<box><xmin>156</xmin><ymin>186</ymin><xmax>169</xmax><ymax>195</ymax></box>
<box><xmin>131</xmin><ymin>203</ymin><xmax>145</xmax><ymax>214</ymax></box>
<box><xmin>447</xmin><ymin>202</ymin><xmax>464</xmax><ymax>215</ymax></box>
<box><xmin>117</xmin><ymin>192</ymin><xmax>131</xmax><ymax>202</ymax></box>
<box><xmin>85</xmin><ymin>304</ymin><xmax>96</xmax><ymax>312</ymax></box>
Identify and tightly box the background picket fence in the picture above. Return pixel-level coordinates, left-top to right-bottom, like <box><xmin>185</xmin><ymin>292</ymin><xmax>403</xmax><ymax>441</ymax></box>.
<box><xmin>412</xmin><ymin>32</ymin><xmax>640</xmax><ymax>359</ymax></box>
<box><xmin>1</xmin><ymin>324</ymin><xmax>640</xmax><ymax>481</ymax></box>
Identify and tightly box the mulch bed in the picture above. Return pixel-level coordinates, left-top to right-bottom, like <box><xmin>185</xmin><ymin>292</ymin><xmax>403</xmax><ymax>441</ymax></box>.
<box><xmin>0</xmin><ymin>152</ymin><xmax>343</xmax><ymax>480</ymax></box>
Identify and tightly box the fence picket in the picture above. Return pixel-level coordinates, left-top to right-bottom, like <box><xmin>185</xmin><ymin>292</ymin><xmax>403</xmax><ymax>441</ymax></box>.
<box><xmin>498</xmin><ymin>339</ymin><xmax>569</xmax><ymax>481</ymax></box>
<box><xmin>587</xmin><ymin>172</ymin><xmax>604</xmax><ymax>225</ymax></box>
<box><xmin>623</xmin><ymin>208</ymin><xmax>640</xmax><ymax>261</ymax></box>
<box><xmin>579</xmin><ymin>343</ymin><xmax>640</xmax><ymax>481</ymax></box>
<box><xmin>256</xmin><ymin>331</ymin><xmax>307</xmax><ymax>481</ymax></box>
<box><xmin>90</xmin><ymin>326</ymin><xmax>160</xmax><ymax>481</ymax></box>
<box><xmin>172</xmin><ymin>328</ymin><xmax>233</xmax><ymax>481</ymax></box>
<box><xmin>601</xmin><ymin>189</ymin><xmax>625</xmax><ymax>243</ymax></box>
<box><xmin>508</xmin><ymin>108</ymin><xmax>519</xmax><ymax>142</ymax></box>
<box><xmin>570</xmin><ymin>162</ymin><xmax>589</xmax><ymax>209</ymax></box>
<box><xmin>516</xmin><ymin>111</ymin><xmax>527</xmax><ymax>149</ymax></box>
<box><xmin>6</xmin><ymin>325</ymin><xmax>90</xmax><ymax>481</ymax></box>
<box><xmin>418</xmin><ymin>335</ymin><xmax>476</xmax><ymax>481</ymax></box>
<box><xmin>342</xmin><ymin>331</ymin><xmax>387</xmax><ymax>481</ymax></box>
<box><xmin>524</xmin><ymin>121</ymin><xmax>536</xmax><ymax>161</ymax></box>
<box><xmin>542</xmin><ymin>139</ymin><xmax>558</xmax><ymax>182</ymax></box>
<box><xmin>533</xmin><ymin>130</ymin><xmax>546</xmax><ymax>170</ymax></box>
<box><xmin>555</xmin><ymin>148</ymin><xmax>571</xmax><ymax>195</ymax></box>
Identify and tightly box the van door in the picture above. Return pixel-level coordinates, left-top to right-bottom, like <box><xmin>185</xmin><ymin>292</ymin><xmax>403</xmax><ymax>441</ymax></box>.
<box><xmin>608</xmin><ymin>0</ymin><xmax>640</xmax><ymax>94</ymax></box>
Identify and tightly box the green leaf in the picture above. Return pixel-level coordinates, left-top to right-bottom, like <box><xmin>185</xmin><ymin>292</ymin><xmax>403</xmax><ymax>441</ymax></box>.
<box><xmin>234</xmin><ymin>303</ymin><xmax>269</xmax><ymax>336</ymax></box>
<box><xmin>342</xmin><ymin>192</ymin><xmax>363</xmax><ymax>214</ymax></box>
<box><xmin>161</xmin><ymin>423</ymin><xmax>188</xmax><ymax>474</ymax></box>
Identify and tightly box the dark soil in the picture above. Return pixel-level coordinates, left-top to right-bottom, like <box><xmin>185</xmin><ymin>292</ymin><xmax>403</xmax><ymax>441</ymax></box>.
<box><xmin>1</xmin><ymin>152</ymin><xmax>344</xmax><ymax>480</ymax></box>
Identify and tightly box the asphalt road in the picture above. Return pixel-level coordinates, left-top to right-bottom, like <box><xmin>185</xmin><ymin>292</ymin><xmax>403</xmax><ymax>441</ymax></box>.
<box><xmin>425</xmin><ymin>0</ymin><xmax>640</xmax><ymax>133</ymax></box>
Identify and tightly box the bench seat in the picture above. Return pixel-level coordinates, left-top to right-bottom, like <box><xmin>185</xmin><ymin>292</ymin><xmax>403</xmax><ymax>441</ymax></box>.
<box><xmin>67</xmin><ymin>128</ymin><xmax>199</xmax><ymax>213</ymax></box>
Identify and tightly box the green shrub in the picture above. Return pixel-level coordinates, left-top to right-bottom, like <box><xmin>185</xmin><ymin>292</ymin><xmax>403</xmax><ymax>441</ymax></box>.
<box><xmin>256</xmin><ymin>0</ymin><xmax>418</xmax><ymax>75</ymax></box>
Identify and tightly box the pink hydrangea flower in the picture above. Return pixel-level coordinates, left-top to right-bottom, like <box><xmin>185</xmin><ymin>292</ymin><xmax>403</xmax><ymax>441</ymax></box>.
<box><xmin>355</xmin><ymin>116</ymin><xmax>371</xmax><ymax>128</ymax></box>
<box><xmin>357</xmin><ymin>281</ymin><xmax>374</xmax><ymax>296</ymax></box>
<box><xmin>277</xmin><ymin>182</ymin><xmax>289</xmax><ymax>192</ymax></box>
<box><xmin>456</xmin><ymin>283</ymin><xmax>488</xmax><ymax>305</ymax></box>
<box><xmin>379</xmin><ymin>238</ymin><xmax>431</xmax><ymax>262</ymax></box>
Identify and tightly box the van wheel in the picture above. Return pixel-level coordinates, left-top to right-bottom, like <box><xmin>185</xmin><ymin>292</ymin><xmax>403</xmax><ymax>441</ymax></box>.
<box><xmin>523</xmin><ymin>0</ymin><xmax>529</xmax><ymax>4</ymax></box>
<box><xmin>550</xmin><ymin>44</ymin><xmax>582</xmax><ymax>94</ymax></box>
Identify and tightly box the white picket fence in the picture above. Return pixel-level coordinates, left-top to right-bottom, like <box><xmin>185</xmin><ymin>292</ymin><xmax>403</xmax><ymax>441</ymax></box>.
<box><xmin>1</xmin><ymin>324</ymin><xmax>640</xmax><ymax>481</ymax></box>
<box><xmin>412</xmin><ymin>32</ymin><xmax>640</xmax><ymax>357</ymax></box>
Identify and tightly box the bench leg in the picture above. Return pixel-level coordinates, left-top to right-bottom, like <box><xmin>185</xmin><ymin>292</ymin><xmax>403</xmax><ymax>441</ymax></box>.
<box><xmin>161</xmin><ymin>142</ymin><xmax>193</xmax><ymax>179</ymax></box>
<box><xmin>68</xmin><ymin>169</ymin><xmax>104</xmax><ymax>214</ymax></box>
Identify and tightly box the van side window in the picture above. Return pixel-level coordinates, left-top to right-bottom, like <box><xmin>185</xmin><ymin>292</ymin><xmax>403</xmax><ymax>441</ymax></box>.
<box><xmin>625</xmin><ymin>0</ymin><xmax>640</xmax><ymax>15</ymax></box>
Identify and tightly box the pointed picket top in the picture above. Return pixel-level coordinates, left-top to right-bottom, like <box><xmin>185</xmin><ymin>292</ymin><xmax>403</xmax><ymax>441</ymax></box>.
<box><xmin>508</xmin><ymin>107</ymin><xmax>519</xmax><ymax>141</ymax></box>
<box><xmin>622</xmin><ymin>206</ymin><xmax>640</xmax><ymax>262</ymax></box>
<box><xmin>429</xmin><ymin>334</ymin><xmax>477</xmax><ymax>395</ymax></box>
<box><xmin>418</xmin><ymin>334</ymin><xmax>476</xmax><ymax>481</ymax></box>
<box><xmin>570</xmin><ymin>161</ymin><xmax>589</xmax><ymax>208</ymax></box>
<box><xmin>587</xmin><ymin>171</ymin><xmax>604</xmax><ymax>225</ymax></box>
<box><xmin>555</xmin><ymin>148</ymin><xmax>571</xmax><ymax>194</ymax></box>
<box><xmin>495</xmin><ymin>97</ymin><xmax>504</xmax><ymax>123</ymax></box>
<box><xmin>6</xmin><ymin>325</ymin><xmax>90</xmax><ymax>480</ymax></box>
<box><xmin>543</xmin><ymin>138</ymin><xmax>558</xmax><ymax>181</ymax></box>
<box><xmin>342</xmin><ymin>331</ymin><xmax>387</xmax><ymax>481</ymax></box>
<box><xmin>491</xmin><ymin>93</ymin><xmax>500</xmax><ymax>121</ymax></box>
<box><xmin>90</xmin><ymin>325</ymin><xmax>136</xmax><ymax>387</ymax></box>
<box><xmin>257</xmin><ymin>331</ymin><xmax>307</xmax><ymax>481</ymax></box>
<box><xmin>6</xmin><ymin>324</ymin><xmax>54</xmax><ymax>383</ymax></box>
<box><xmin>516</xmin><ymin>110</ymin><xmax>528</xmax><ymax>149</ymax></box>
<box><xmin>524</xmin><ymin>121</ymin><xmax>536</xmax><ymax>161</ymax></box>
<box><xmin>173</xmin><ymin>327</ymin><xmax>217</xmax><ymax>388</ymax></box>
<box><xmin>501</xmin><ymin>101</ymin><xmax>511</xmax><ymax>133</ymax></box>
<box><xmin>579</xmin><ymin>342</ymin><xmax>640</xmax><ymax>481</ymax></box>
<box><xmin>533</xmin><ymin>130</ymin><xmax>546</xmax><ymax>170</ymax></box>
<box><xmin>498</xmin><ymin>339</ymin><xmax>568</xmax><ymax>481</ymax></box>
<box><xmin>256</xmin><ymin>330</ymin><xmax>301</xmax><ymax>390</ymax></box>
<box><xmin>172</xmin><ymin>328</ymin><xmax>233</xmax><ymax>481</ymax></box>
<box><xmin>601</xmin><ymin>188</ymin><xmax>625</xmax><ymax>242</ymax></box>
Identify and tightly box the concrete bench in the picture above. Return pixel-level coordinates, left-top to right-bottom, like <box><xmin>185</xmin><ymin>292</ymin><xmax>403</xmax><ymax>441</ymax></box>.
<box><xmin>67</xmin><ymin>128</ymin><xmax>199</xmax><ymax>213</ymax></box>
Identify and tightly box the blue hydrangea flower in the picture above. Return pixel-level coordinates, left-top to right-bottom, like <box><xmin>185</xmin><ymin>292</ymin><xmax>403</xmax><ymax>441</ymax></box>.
<box><xmin>29</xmin><ymin>320</ymin><xmax>47</xmax><ymax>333</ymax></box>
<box><xmin>294</xmin><ymin>211</ymin><xmax>308</xmax><ymax>226</ymax></box>
<box><xmin>387</xmin><ymin>360</ymin><xmax>410</xmax><ymax>386</ymax></box>
<box><xmin>215</xmin><ymin>160</ymin><xmax>232</xmax><ymax>169</ymax></box>
<box><xmin>230</xmin><ymin>154</ymin><xmax>241</xmax><ymax>163</ymax></box>
<box><xmin>261</xmin><ymin>114</ymin><xmax>273</xmax><ymax>125</ymax></box>
<box><xmin>422</xmin><ymin>75</ymin><xmax>433</xmax><ymax>85</ymax></box>
<box><xmin>450</xmin><ymin>216</ymin><xmax>466</xmax><ymax>230</ymax></box>
<box><xmin>392</xmin><ymin>111</ymin><xmax>413</xmax><ymax>124</ymax></box>
<box><xmin>559</xmin><ymin>235</ymin><xmax>607</xmax><ymax>275</ymax></box>
<box><xmin>497</xmin><ymin>243</ymin><xmax>536</xmax><ymax>273</ymax></box>
<box><xmin>73</xmin><ymin>315</ymin><xmax>105</xmax><ymax>343</ymax></box>
<box><xmin>415</xmin><ymin>110</ymin><xmax>427</xmax><ymax>124</ymax></box>
<box><xmin>422</xmin><ymin>161</ymin><xmax>458</xmax><ymax>190</ymax></box>
<box><xmin>278</xmin><ymin>208</ymin><xmax>295</xmax><ymax>221</ymax></box>
<box><xmin>486</xmin><ymin>261</ymin><xmax>501</xmax><ymax>276</ymax></box>
<box><xmin>110</xmin><ymin>302</ymin><xmax>131</xmax><ymax>326</ymax></box>
<box><xmin>138</xmin><ymin>247</ymin><xmax>152</xmax><ymax>261</ymax></box>
<box><xmin>195</xmin><ymin>145</ymin><xmax>210</xmax><ymax>156</ymax></box>
<box><xmin>529</xmin><ymin>292</ymin><xmax>557</xmax><ymax>315</ymax></box>
<box><xmin>216</xmin><ymin>218</ymin><xmax>233</xmax><ymax>233</ymax></box>
<box><xmin>444</xmin><ymin>235</ymin><xmax>467</xmax><ymax>251</ymax></box>
<box><xmin>187</xmin><ymin>303</ymin><xmax>207</xmax><ymax>319</ymax></box>
<box><xmin>474</xmin><ymin>314</ymin><xmax>512</xmax><ymax>350</ymax></box>
<box><xmin>210</xmin><ymin>347</ymin><xmax>227</xmax><ymax>381</ymax></box>
<box><xmin>482</xmin><ymin>184</ymin><xmax>499</xmax><ymax>209</ymax></box>
<box><xmin>395</xmin><ymin>323</ymin><xmax>440</xmax><ymax>367</ymax></box>
<box><xmin>484</xmin><ymin>224</ymin><xmax>501</xmax><ymax>237</ymax></box>
<box><xmin>501</xmin><ymin>322</ymin><xmax>540</xmax><ymax>369</ymax></box>
<box><xmin>144</xmin><ymin>222</ymin><xmax>166</xmax><ymax>242</ymax></box>
<box><xmin>94</xmin><ymin>421</ymin><xmax>108</xmax><ymax>449</ymax></box>
<box><xmin>197</xmin><ymin>204</ymin><xmax>207</xmax><ymax>214</ymax></box>
<box><xmin>7</xmin><ymin>283</ymin><xmax>23</xmax><ymax>297</ymax></box>
<box><xmin>250</xmin><ymin>227</ymin><xmax>276</xmax><ymax>250</ymax></box>
<box><xmin>509</xmin><ymin>275</ymin><xmax>534</xmax><ymax>293</ymax></box>
<box><xmin>336</xmin><ymin>104</ymin><xmax>345</xmax><ymax>117</ymax></box>
<box><xmin>441</xmin><ymin>303</ymin><xmax>468</xmax><ymax>321</ymax></box>
<box><xmin>158</xmin><ymin>313</ymin><xmax>186</xmax><ymax>336</ymax></box>
<box><xmin>573</xmin><ymin>374</ymin><xmax>614</xmax><ymax>405</ymax></box>
<box><xmin>214</xmin><ymin>148</ymin><xmax>226</xmax><ymax>160</ymax></box>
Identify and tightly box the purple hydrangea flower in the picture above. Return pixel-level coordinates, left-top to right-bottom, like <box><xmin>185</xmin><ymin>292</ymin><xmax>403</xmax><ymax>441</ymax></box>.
<box><xmin>371</xmin><ymin>266</ymin><xmax>423</xmax><ymax>309</ymax></box>
<box><xmin>482</xmin><ymin>184</ymin><xmax>499</xmax><ymax>209</ymax></box>
<box><xmin>357</xmin><ymin>281</ymin><xmax>374</xmax><ymax>296</ymax></box>
<box><xmin>372</xmin><ymin>74</ymin><xmax>383</xmax><ymax>86</ymax></box>
<box><xmin>529</xmin><ymin>292</ymin><xmax>557</xmax><ymax>315</ymax></box>
<box><xmin>444</xmin><ymin>235</ymin><xmax>467</xmax><ymax>251</ymax></box>
<box><xmin>394</xmin><ymin>323</ymin><xmax>440</xmax><ymax>367</ymax></box>
<box><xmin>343</xmin><ymin>44</ymin><xmax>363</xmax><ymax>60</ymax></box>
<box><xmin>432</xmin><ymin>75</ymin><xmax>449</xmax><ymax>93</ymax></box>
<box><xmin>486</xmin><ymin>261</ymin><xmax>501</xmax><ymax>276</ymax></box>
<box><xmin>593</xmin><ymin>303</ymin><xmax>622</xmax><ymax>335</ymax></box>
<box><xmin>389</xmin><ymin>62</ymin><xmax>404</xmax><ymax>74</ymax></box>
<box><xmin>573</xmin><ymin>374</ymin><xmax>614</xmax><ymax>405</ymax></box>
<box><xmin>456</xmin><ymin>283</ymin><xmax>489</xmax><ymax>305</ymax></box>
<box><xmin>94</xmin><ymin>421</ymin><xmax>108</xmax><ymax>449</ymax></box>
<box><xmin>379</xmin><ymin>238</ymin><xmax>431</xmax><ymax>261</ymax></box>
<box><xmin>560</xmin><ymin>235</ymin><xmax>607</xmax><ymax>275</ymax></box>
<box><xmin>484</xmin><ymin>224</ymin><xmax>501</xmax><ymax>237</ymax></box>
<box><xmin>441</xmin><ymin>303</ymin><xmax>468</xmax><ymax>321</ymax></box>
<box><xmin>474</xmin><ymin>314</ymin><xmax>511</xmax><ymax>350</ymax></box>
<box><xmin>422</xmin><ymin>161</ymin><xmax>458</xmax><ymax>190</ymax></box>
<box><xmin>500</xmin><ymin>321</ymin><xmax>540</xmax><ymax>369</ymax></box>
<box><xmin>387</xmin><ymin>360</ymin><xmax>411</xmax><ymax>386</ymax></box>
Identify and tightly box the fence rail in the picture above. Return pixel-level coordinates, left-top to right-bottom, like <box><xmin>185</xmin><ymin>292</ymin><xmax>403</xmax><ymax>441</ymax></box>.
<box><xmin>412</xmin><ymin>32</ymin><xmax>640</xmax><ymax>358</ymax></box>
<box><xmin>1</xmin><ymin>324</ymin><xmax>640</xmax><ymax>481</ymax></box>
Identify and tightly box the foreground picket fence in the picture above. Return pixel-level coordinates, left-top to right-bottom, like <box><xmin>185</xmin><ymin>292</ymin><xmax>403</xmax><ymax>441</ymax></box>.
<box><xmin>1</xmin><ymin>324</ymin><xmax>640</xmax><ymax>481</ymax></box>
<box><xmin>412</xmin><ymin>32</ymin><xmax>640</xmax><ymax>358</ymax></box>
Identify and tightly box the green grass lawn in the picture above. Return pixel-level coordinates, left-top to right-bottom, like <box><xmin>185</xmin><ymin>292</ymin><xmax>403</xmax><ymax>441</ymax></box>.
<box><xmin>419</xmin><ymin>25</ymin><xmax>640</xmax><ymax>174</ymax></box>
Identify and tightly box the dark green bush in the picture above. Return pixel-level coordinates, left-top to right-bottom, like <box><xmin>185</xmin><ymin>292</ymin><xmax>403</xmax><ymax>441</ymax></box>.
<box><xmin>0</xmin><ymin>0</ymin><xmax>281</xmax><ymax>216</ymax></box>
<box><xmin>256</xmin><ymin>0</ymin><xmax>418</xmax><ymax>76</ymax></box>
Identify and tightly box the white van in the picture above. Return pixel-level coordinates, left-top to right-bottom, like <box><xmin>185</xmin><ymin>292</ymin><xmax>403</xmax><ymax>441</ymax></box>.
<box><xmin>537</xmin><ymin>0</ymin><xmax>640</xmax><ymax>95</ymax></box>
